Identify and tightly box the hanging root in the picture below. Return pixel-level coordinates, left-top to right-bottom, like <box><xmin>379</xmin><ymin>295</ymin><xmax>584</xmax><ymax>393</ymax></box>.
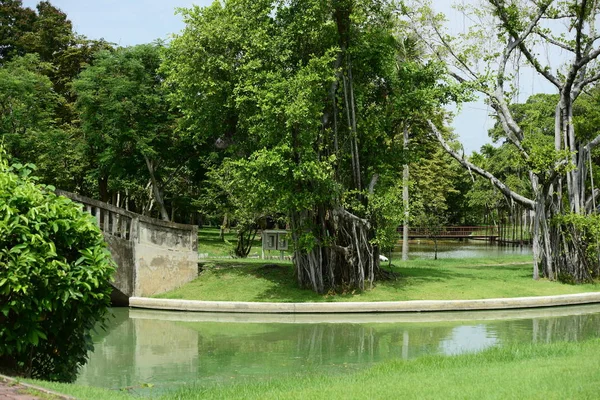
<box><xmin>292</xmin><ymin>207</ymin><xmax>380</xmax><ymax>294</ymax></box>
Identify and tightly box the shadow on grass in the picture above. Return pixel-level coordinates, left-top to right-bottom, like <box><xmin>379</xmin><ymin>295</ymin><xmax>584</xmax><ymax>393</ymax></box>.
<box><xmin>205</xmin><ymin>262</ymin><xmax>473</xmax><ymax>301</ymax></box>
<box><xmin>204</xmin><ymin>262</ymin><xmax>324</xmax><ymax>302</ymax></box>
<box><xmin>457</xmin><ymin>264</ymin><xmax>532</xmax><ymax>280</ymax></box>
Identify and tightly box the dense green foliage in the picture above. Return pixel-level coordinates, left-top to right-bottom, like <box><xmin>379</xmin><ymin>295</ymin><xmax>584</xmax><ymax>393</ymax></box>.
<box><xmin>72</xmin><ymin>43</ymin><xmax>195</xmax><ymax>220</ymax></box>
<box><xmin>164</xmin><ymin>0</ymin><xmax>453</xmax><ymax>292</ymax></box>
<box><xmin>0</xmin><ymin>0</ymin><xmax>481</xmax><ymax>239</ymax></box>
<box><xmin>2</xmin><ymin>0</ymin><xmax>599</xmax><ymax>293</ymax></box>
<box><xmin>0</xmin><ymin>153</ymin><xmax>115</xmax><ymax>382</ymax></box>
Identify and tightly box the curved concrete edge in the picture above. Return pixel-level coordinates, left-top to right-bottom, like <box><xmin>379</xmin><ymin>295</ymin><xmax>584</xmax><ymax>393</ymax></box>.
<box><xmin>128</xmin><ymin>304</ymin><xmax>600</xmax><ymax>324</ymax></box>
<box><xmin>129</xmin><ymin>292</ymin><xmax>600</xmax><ymax>314</ymax></box>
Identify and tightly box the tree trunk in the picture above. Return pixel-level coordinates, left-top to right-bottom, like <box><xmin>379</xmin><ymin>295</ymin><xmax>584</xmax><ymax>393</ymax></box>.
<box><xmin>143</xmin><ymin>154</ymin><xmax>170</xmax><ymax>221</ymax></box>
<box><xmin>98</xmin><ymin>174</ymin><xmax>109</xmax><ymax>203</ymax></box>
<box><xmin>220</xmin><ymin>213</ymin><xmax>228</xmax><ymax>241</ymax></box>
<box><xmin>402</xmin><ymin>126</ymin><xmax>410</xmax><ymax>261</ymax></box>
<box><xmin>291</xmin><ymin>207</ymin><xmax>378</xmax><ymax>294</ymax></box>
<box><xmin>235</xmin><ymin>224</ymin><xmax>258</xmax><ymax>258</ymax></box>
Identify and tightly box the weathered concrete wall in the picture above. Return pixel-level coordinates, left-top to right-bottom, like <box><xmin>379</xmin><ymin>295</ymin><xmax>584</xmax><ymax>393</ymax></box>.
<box><xmin>134</xmin><ymin>218</ymin><xmax>198</xmax><ymax>297</ymax></box>
<box><xmin>103</xmin><ymin>235</ymin><xmax>135</xmax><ymax>297</ymax></box>
<box><xmin>55</xmin><ymin>190</ymin><xmax>198</xmax><ymax>299</ymax></box>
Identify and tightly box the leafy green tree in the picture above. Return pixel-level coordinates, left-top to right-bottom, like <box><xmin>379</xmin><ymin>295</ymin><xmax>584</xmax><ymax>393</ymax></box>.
<box><xmin>18</xmin><ymin>1</ymin><xmax>73</xmax><ymax>63</ymax></box>
<box><xmin>0</xmin><ymin>1</ymin><xmax>113</xmax><ymax>123</ymax></box>
<box><xmin>0</xmin><ymin>0</ymin><xmax>36</xmax><ymax>62</ymax></box>
<box><xmin>409</xmin><ymin>0</ymin><xmax>600</xmax><ymax>282</ymax></box>
<box><xmin>410</xmin><ymin>147</ymin><xmax>459</xmax><ymax>258</ymax></box>
<box><xmin>74</xmin><ymin>43</ymin><xmax>189</xmax><ymax>220</ymax></box>
<box><xmin>0</xmin><ymin>152</ymin><xmax>115</xmax><ymax>382</ymax></box>
<box><xmin>164</xmin><ymin>0</ymin><xmax>446</xmax><ymax>292</ymax></box>
<box><xmin>0</xmin><ymin>54</ymin><xmax>89</xmax><ymax>192</ymax></box>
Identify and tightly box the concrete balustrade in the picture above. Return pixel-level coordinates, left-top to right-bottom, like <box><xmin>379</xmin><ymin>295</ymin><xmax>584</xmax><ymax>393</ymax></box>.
<box><xmin>56</xmin><ymin>190</ymin><xmax>198</xmax><ymax>305</ymax></box>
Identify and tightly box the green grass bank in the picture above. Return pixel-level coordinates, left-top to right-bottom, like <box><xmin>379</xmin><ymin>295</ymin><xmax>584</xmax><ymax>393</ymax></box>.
<box><xmin>154</xmin><ymin>256</ymin><xmax>600</xmax><ymax>302</ymax></box>
<box><xmin>28</xmin><ymin>338</ymin><xmax>600</xmax><ymax>399</ymax></box>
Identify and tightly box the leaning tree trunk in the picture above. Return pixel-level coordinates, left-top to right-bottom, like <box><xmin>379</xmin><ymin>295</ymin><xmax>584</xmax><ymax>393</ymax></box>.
<box><xmin>234</xmin><ymin>223</ymin><xmax>258</xmax><ymax>258</ymax></box>
<box><xmin>291</xmin><ymin>207</ymin><xmax>379</xmax><ymax>294</ymax></box>
<box><xmin>143</xmin><ymin>154</ymin><xmax>170</xmax><ymax>221</ymax></box>
<box><xmin>530</xmin><ymin>177</ymin><xmax>554</xmax><ymax>281</ymax></box>
<box><xmin>402</xmin><ymin>126</ymin><xmax>410</xmax><ymax>261</ymax></box>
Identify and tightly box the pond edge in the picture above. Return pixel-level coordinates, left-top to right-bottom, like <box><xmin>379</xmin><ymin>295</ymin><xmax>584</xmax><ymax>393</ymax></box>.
<box><xmin>129</xmin><ymin>292</ymin><xmax>600</xmax><ymax>314</ymax></box>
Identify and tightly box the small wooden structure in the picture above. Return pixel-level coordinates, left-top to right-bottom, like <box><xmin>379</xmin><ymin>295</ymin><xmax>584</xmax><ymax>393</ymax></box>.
<box><xmin>261</xmin><ymin>229</ymin><xmax>289</xmax><ymax>259</ymax></box>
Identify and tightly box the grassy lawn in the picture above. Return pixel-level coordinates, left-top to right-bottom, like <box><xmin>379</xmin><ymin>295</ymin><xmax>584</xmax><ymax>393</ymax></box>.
<box><xmin>197</xmin><ymin>227</ymin><xmax>292</xmax><ymax>259</ymax></box>
<box><xmin>27</xmin><ymin>338</ymin><xmax>600</xmax><ymax>399</ymax></box>
<box><xmin>155</xmin><ymin>255</ymin><xmax>600</xmax><ymax>302</ymax></box>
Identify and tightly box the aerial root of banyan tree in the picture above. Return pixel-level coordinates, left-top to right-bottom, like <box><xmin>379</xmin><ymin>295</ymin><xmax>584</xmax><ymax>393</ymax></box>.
<box><xmin>551</xmin><ymin>222</ymin><xmax>599</xmax><ymax>284</ymax></box>
<box><xmin>291</xmin><ymin>207</ymin><xmax>382</xmax><ymax>294</ymax></box>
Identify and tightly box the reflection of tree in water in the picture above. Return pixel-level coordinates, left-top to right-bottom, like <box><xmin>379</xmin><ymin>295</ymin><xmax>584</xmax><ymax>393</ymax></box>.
<box><xmin>532</xmin><ymin>313</ymin><xmax>600</xmax><ymax>343</ymax></box>
<box><xmin>79</xmin><ymin>309</ymin><xmax>201</xmax><ymax>389</ymax></box>
<box><xmin>190</xmin><ymin>323</ymin><xmax>455</xmax><ymax>380</ymax></box>
<box><xmin>78</xmin><ymin>311</ymin><xmax>600</xmax><ymax>389</ymax></box>
<box><xmin>77</xmin><ymin>308</ymin><xmax>136</xmax><ymax>388</ymax></box>
<box><xmin>487</xmin><ymin>313</ymin><xmax>600</xmax><ymax>345</ymax></box>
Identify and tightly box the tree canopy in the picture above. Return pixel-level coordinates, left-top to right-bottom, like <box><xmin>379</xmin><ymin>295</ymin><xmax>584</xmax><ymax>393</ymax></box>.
<box><xmin>163</xmin><ymin>0</ymin><xmax>449</xmax><ymax>292</ymax></box>
<box><xmin>407</xmin><ymin>0</ymin><xmax>600</xmax><ymax>282</ymax></box>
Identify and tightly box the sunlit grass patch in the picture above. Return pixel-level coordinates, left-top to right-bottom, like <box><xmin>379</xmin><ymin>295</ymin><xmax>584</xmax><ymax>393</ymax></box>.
<box><xmin>158</xmin><ymin>253</ymin><xmax>600</xmax><ymax>302</ymax></box>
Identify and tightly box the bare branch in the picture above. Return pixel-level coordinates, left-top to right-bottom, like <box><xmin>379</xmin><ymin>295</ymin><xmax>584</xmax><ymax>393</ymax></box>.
<box><xmin>448</xmin><ymin>71</ymin><xmax>467</xmax><ymax>84</ymax></box>
<box><xmin>368</xmin><ymin>173</ymin><xmax>379</xmax><ymax>195</ymax></box>
<box><xmin>586</xmin><ymin>188</ymin><xmax>600</xmax><ymax>213</ymax></box>
<box><xmin>577</xmin><ymin>46</ymin><xmax>600</xmax><ymax>68</ymax></box>
<box><xmin>583</xmin><ymin>133</ymin><xmax>600</xmax><ymax>153</ymax></box>
<box><xmin>428</xmin><ymin>120</ymin><xmax>535</xmax><ymax>209</ymax></box>
<box><xmin>430</xmin><ymin>19</ymin><xmax>480</xmax><ymax>81</ymax></box>
<box><xmin>573</xmin><ymin>71</ymin><xmax>600</xmax><ymax>99</ymax></box>
<box><xmin>575</xmin><ymin>0</ymin><xmax>588</xmax><ymax>60</ymax></box>
<box><xmin>490</xmin><ymin>0</ymin><xmax>562</xmax><ymax>89</ymax></box>
<box><xmin>540</xmin><ymin>13</ymin><xmax>577</xmax><ymax>20</ymax></box>
<box><xmin>487</xmin><ymin>100</ymin><xmax>531</xmax><ymax>160</ymax></box>
<box><xmin>533</xmin><ymin>29</ymin><xmax>576</xmax><ymax>53</ymax></box>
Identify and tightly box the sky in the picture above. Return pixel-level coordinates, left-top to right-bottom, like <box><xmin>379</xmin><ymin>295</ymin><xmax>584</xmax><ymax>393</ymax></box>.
<box><xmin>21</xmin><ymin>0</ymin><xmax>558</xmax><ymax>154</ymax></box>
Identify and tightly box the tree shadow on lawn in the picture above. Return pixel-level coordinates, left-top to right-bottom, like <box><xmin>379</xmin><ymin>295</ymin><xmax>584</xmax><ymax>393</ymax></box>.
<box><xmin>207</xmin><ymin>263</ymin><xmax>471</xmax><ymax>301</ymax></box>
<box><xmin>206</xmin><ymin>263</ymin><xmax>324</xmax><ymax>302</ymax></box>
<box><xmin>382</xmin><ymin>266</ymin><xmax>470</xmax><ymax>292</ymax></box>
<box><xmin>457</xmin><ymin>264</ymin><xmax>532</xmax><ymax>279</ymax></box>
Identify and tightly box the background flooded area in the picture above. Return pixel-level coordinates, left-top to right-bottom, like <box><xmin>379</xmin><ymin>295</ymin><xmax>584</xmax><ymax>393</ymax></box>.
<box><xmin>394</xmin><ymin>239</ymin><xmax>532</xmax><ymax>259</ymax></box>
<box><xmin>77</xmin><ymin>305</ymin><xmax>600</xmax><ymax>394</ymax></box>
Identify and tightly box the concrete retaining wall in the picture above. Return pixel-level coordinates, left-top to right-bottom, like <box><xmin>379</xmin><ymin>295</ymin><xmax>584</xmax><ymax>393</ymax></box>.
<box><xmin>56</xmin><ymin>190</ymin><xmax>198</xmax><ymax>300</ymax></box>
<box><xmin>129</xmin><ymin>292</ymin><xmax>600</xmax><ymax>314</ymax></box>
<box><xmin>134</xmin><ymin>219</ymin><xmax>198</xmax><ymax>297</ymax></box>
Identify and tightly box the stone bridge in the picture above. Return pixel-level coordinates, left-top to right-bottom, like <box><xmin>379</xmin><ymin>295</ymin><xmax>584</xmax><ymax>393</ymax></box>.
<box><xmin>56</xmin><ymin>191</ymin><xmax>198</xmax><ymax>306</ymax></box>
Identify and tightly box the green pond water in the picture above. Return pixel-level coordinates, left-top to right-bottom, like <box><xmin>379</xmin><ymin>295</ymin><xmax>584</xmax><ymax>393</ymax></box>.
<box><xmin>77</xmin><ymin>305</ymin><xmax>600</xmax><ymax>395</ymax></box>
<box><xmin>394</xmin><ymin>239</ymin><xmax>532</xmax><ymax>259</ymax></box>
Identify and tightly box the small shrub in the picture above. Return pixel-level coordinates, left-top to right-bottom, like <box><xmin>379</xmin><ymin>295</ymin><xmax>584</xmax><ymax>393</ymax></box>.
<box><xmin>0</xmin><ymin>153</ymin><xmax>115</xmax><ymax>382</ymax></box>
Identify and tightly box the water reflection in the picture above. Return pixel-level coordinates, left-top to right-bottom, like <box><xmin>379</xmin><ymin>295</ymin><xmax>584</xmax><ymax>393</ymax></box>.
<box><xmin>396</xmin><ymin>240</ymin><xmax>532</xmax><ymax>259</ymax></box>
<box><xmin>77</xmin><ymin>305</ymin><xmax>600</xmax><ymax>392</ymax></box>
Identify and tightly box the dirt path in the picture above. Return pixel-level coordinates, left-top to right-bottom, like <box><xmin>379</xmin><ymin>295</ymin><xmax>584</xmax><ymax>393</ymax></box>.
<box><xmin>0</xmin><ymin>380</ymin><xmax>42</xmax><ymax>400</ymax></box>
<box><xmin>0</xmin><ymin>376</ymin><xmax>73</xmax><ymax>400</ymax></box>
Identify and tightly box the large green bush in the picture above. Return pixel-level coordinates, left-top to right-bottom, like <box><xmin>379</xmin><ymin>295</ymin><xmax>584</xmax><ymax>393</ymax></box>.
<box><xmin>0</xmin><ymin>153</ymin><xmax>115</xmax><ymax>382</ymax></box>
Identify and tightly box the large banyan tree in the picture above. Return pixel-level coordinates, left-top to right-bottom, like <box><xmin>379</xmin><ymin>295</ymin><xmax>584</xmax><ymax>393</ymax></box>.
<box><xmin>408</xmin><ymin>0</ymin><xmax>600</xmax><ymax>282</ymax></box>
<box><xmin>163</xmin><ymin>0</ymin><xmax>444</xmax><ymax>293</ymax></box>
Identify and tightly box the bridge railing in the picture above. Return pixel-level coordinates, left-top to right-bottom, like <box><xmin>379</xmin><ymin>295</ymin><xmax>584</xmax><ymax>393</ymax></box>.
<box><xmin>56</xmin><ymin>190</ymin><xmax>135</xmax><ymax>240</ymax></box>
